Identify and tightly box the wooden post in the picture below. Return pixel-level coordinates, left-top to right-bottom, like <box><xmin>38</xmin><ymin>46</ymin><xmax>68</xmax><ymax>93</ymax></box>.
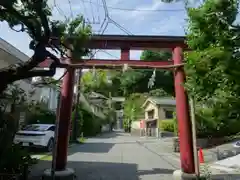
<box><xmin>173</xmin><ymin>47</ymin><xmax>195</xmax><ymax>174</ymax></box>
<box><xmin>120</xmin><ymin>49</ymin><xmax>130</xmax><ymax>60</ymax></box>
<box><xmin>55</xmin><ymin>49</ymin><xmax>75</xmax><ymax>171</ymax></box>
<box><xmin>189</xmin><ymin>97</ymin><xmax>200</xmax><ymax>176</ymax></box>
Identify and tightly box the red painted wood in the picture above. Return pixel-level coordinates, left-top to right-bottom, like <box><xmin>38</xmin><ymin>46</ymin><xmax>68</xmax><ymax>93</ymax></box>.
<box><xmin>121</xmin><ymin>49</ymin><xmax>130</xmax><ymax>60</ymax></box>
<box><xmin>173</xmin><ymin>47</ymin><xmax>195</xmax><ymax>174</ymax></box>
<box><xmin>87</xmin><ymin>35</ymin><xmax>187</xmax><ymax>50</ymax></box>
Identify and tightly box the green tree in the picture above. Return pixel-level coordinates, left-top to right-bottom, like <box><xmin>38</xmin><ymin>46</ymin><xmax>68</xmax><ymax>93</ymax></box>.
<box><xmin>117</xmin><ymin>50</ymin><xmax>174</xmax><ymax>96</ymax></box>
<box><xmin>81</xmin><ymin>70</ymin><xmax>124</xmax><ymax>97</ymax></box>
<box><xmin>185</xmin><ymin>0</ymin><xmax>240</xmax><ymax>137</ymax></box>
<box><xmin>81</xmin><ymin>70</ymin><xmax>112</xmax><ymax>96</ymax></box>
<box><xmin>0</xmin><ymin>0</ymin><xmax>91</xmax><ymax>94</ymax></box>
<box><xmin>123</xmin><ymin>93</ymin><xmax>147</xmax><ymax>131</ymax></box>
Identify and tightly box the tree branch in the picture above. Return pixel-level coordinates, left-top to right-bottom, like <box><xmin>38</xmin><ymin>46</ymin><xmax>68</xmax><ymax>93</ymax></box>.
<box><xmin>0</xmin><ymin>4</ymin><xmax>40</xmax><ymax>38</ymax></box>
<box><xmin>11</xmin><ymin>62</ymin><xmax>57</xmax><ymax>82</ymax></box>
<box><xmin>35</xmin><ymin>0</ymin><xmax>50</xmax><ymax>39</ymax></box>
<box><xmin>13</xmin><ymin>43</ymin><xmax>61</xmax><ymax>74</ymax></box>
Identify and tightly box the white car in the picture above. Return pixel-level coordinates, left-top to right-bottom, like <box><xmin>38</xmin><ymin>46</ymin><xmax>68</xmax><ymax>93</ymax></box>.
<box><xmin>233</xmin><ymin>141</ymin><xmax>240</xmax><ymax>148</ymax></box>
<box><xmin>14</xmin><ymin>124</ymin><xmax>55</xmax><ymax>152</ymax></box>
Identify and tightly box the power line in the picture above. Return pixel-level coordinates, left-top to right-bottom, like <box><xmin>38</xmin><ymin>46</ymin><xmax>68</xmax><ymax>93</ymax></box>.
<box><xmin>89</xmin><ymin>0</ymin><xmax>96</xmax><ymax>23</ymax></box>
<box><xmin>99</xmin><ymin>0</ymin><xmax>133</xmax><ymax>35</ymax></box>
<box><xmin>82</xmin><ymin>0</ymin><xmax>185</xmax><ymax>12</ymax></box>
<box><xmin>67</xmin><ymin>0</ymin><xmax>74</xmax><ymax>19</ymax></box>
<box><xmin>80</xmin><ymin>0</ymin><xmax>91</xmax><ymax>24</ymax></box>
<box><xmin>53</xmin><ymin>0</ymin><xmax>68</xmax><ymax>20</ymax></box>
<box><xmin>100</xmin><ymin>50</ymin><xmax>119</xmax><ymax>59</ymax></box>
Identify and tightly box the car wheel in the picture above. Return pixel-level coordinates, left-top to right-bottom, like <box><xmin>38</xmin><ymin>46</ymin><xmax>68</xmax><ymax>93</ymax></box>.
<box><xmin>46</xmin><ymin>138</ymin><xmax>54</xmax><ymax>152</ymax></box>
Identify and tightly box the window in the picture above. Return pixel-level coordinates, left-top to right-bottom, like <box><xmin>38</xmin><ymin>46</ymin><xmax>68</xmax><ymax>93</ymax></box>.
<box><xmin>22</xmin><ymin>124</ymin><xmax>50</xmax><ymax>131</ymax></box>
<box><xmin>165</xmin><ymin>110</ymin><xmax>173</xmax><ymax>119</ymax></box>
<box><xmin>48</xmin><ymin>126</ymin><xmax>55</xmax><ymax>131</ymax></box>
<box><xmin>147</xmin><ymin>110</ymin><xmax>154</xmax><ymax>119</ymax></box>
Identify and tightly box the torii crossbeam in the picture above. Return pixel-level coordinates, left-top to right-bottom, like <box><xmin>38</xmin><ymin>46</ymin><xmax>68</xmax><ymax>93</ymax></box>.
<box><xmin>39</xmin><ymin>34</ymin><xmax>194</xmax><ymax>175</ymax></box>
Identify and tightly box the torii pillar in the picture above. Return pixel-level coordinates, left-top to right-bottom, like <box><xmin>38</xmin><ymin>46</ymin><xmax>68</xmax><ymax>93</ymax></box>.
<box><xmin>173</xmin><ymin>47</ymin><xmax>195</xmax><ymax>176</ymax></box>
<box><xmin>43</xmin><ymin>50</ymin><xmax>76</xmax><ymax>180</ymax></box>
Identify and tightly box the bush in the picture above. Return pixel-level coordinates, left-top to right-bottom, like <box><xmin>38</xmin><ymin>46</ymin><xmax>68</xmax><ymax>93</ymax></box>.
<box><xmin>196</xmin><ymin>107</ymin><xmax>240</xmax><ymax>138</ymax></box>
<box><xmin>27</xmin><ymin>107</ymin><xmax>56</xmax><ymax>125</ymax></box>
<box><xmin>173</xmin><ymin>108</ymin><xmax>240</xmax><ymax>138</ymax></box>
<box><xmin>73</xmin><ymin>107</ymin><xmax>102</xmax><ymax>137</ymax></box>
<box><xmin>0</xmin><ymin>144</ymin><xmax>37</xmax><ymax>178</ymax></box>
<box><xmin>159</xmin><ymin>119</ymin><xmax>175</xmax><ymax>132</ymax></box>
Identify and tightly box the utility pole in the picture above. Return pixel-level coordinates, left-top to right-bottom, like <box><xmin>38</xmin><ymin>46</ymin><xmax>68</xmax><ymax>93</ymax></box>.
<box><xmin>72</xmin><ymin>69</ymin><xmax>82</xmax><ymax>142</ymax></box>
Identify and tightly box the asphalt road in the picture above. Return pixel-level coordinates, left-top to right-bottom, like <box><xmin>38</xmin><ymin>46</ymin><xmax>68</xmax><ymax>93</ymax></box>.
<box><xmin>29</xmin><ymin>132</ymin><xmax>181</xmax><ymax>180</ymax></box>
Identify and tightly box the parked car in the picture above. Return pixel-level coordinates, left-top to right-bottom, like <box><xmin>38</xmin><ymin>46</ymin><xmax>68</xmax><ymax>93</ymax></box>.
<box><xmin>14</xmin><ymin>124</ymin><xmax>55</xmax><ymax>152</ymax></box>
<box><xmin>233</xmin><ymin>141</ymin><xmax>240</xmax><ymax>148</ymax></box>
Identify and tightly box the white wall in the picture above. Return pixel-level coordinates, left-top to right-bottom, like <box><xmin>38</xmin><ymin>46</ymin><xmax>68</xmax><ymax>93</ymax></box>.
<box><xmin>131</xmin><ymin>121</ymin><xmax>141</xmax><ymax>129</ymax></box>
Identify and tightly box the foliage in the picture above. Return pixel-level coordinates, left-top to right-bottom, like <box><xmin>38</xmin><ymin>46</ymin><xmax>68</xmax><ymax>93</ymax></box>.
<box><xmin>0</xmin><ymin>0</ymin><xmax>91</xmax><ymax>94</ymax></box>
<box><xmin>0</xmin><ymin>144</ymin><xmax>37</xmax><ymax>175</ymax></box>
<box><xmin>0</xmin><ymin>109</ymin><xmax>37</xmax><ymax>176</ymax></box>
<box><xmin>81</xmin><ymin>50</ymin><xmax>174</xmax><ymax>97</ymax></box>
<box><xmin>0</xmin><ymin>84</ymin><xmax>27</xmax><ymax>113</ymax></box>
<box><xmin>0</xmin><ymin>84</ymin><xmax>32</xmax><ymax>173</ymax></box>
<box><xmin>80</xmin><ymin>109</ymin><xmax>102</xmax><ymax>137</ymax></box>
<box><xmin>81</xmin><ymin>70</ymin><xmax>113</xmax><ymax>97</ymax></box>
<box><xmin>26</xmin><ymin>101</ymin><xmax>56</xmax><ymax>125</ymax></box>
<box><xmin>123</xmin><ymin>93</ymin><xmax>147</xmax><ymax>131</ymax></box>
<box><xmin>116</xmin><ymin>50</ymin><xmax>174</xmax><ymax>96</ymax></box>
<box><xmin>184</xmin><ymin>0</ymin><xmax>240</xmax><ymax>137</ymax></box>
<box><xmin>159</xmin><ymin>119</ymin><xmax>175</xmax><ymax>132</ymax></box>
<box><xmin>149</xmin><ymin>89</ymin><xmax>172</xmax><ymax>97</ymax></box>
<box><xmin>72</xmin><ymin>105</ymin><xmax>102</xmax><ymax>137</ymax></box>
<box><xmin>81</xmin><ymin>70</ymin><xmax>126</xmax><ymax>97</ymax></box>
<box><xmin>103</xmin><ymin>109</ymin><xmax>116</xmax><ymax>125</ymax></box>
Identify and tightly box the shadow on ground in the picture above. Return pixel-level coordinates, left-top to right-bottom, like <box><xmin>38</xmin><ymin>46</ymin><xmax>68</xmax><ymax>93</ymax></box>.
<box><xmin>28</xmin><ymin>160</ymin><xmax>174</xmax><ymax>180</ymax></box>
<box><xmin>68</xmin><ymin>142</ymin><xmax>115</xmax><ymax>154</ymax></box>
<box><xmin>94</xmin><ymin>132</ymin><xmax>123</xmax><ymax>139</ymax></box>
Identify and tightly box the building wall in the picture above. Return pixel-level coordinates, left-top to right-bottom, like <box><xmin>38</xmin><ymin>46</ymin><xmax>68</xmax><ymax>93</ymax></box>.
<box><xmin>144</xmin><ymin>102</ymin><xmax>175</xmax><ymax>120</ymax></box>
<box><xmin>158</xmin><ymin>105</ymin><xmax>175</xmax><ymax>120</ymax></box>
<box><xmin>0</xmin><ymin>53</ymin><xmax>42</xmax><ymax>103</ymax></box>
<box><xmin>0</xmin><ymin>40</ymin><xmax>43</xmax><ymax>102</ymax></box>
<box><xmin>144</xmin><ymin>102</ymin><xmax>160</xmax><ymax>120</ymax></box>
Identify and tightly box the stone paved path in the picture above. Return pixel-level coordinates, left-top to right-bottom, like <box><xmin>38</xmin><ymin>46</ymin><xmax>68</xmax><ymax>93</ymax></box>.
<box><xmin>29</xmin><ymin>132</ymin><xmax>181</xmax><ymax>180</ymax></box>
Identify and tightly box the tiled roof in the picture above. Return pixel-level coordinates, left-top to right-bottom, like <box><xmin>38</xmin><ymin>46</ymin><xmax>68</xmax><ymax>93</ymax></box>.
<box><xmin>149</xmin><ymin>97</ymin><xmax>176</xmax><ymax>105</ymax></box>
<box><xmin>142</xmin><ymin>97</ymin><xmax>176</xmax><ymax>108</ymax></box>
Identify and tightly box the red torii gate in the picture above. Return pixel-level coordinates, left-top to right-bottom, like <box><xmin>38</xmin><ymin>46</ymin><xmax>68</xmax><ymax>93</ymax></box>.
<box><xmin>39</xmin><ymin>35</ymin><xmax>194</xmax><ymax>174</ymax></box>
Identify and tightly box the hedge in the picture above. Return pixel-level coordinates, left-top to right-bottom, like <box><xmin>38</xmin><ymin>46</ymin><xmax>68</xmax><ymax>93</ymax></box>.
<box><xmin>159</xmin><ymin>119</ymin><xmax>175</xmax><ymax>132</ymax></box>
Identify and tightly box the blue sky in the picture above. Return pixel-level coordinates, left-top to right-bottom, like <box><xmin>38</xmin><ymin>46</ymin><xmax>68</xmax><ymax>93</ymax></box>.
<box><xmin>1</xmin><ymin>0</ymin><xmax>188</xmax><ymax>78</ymax></box>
